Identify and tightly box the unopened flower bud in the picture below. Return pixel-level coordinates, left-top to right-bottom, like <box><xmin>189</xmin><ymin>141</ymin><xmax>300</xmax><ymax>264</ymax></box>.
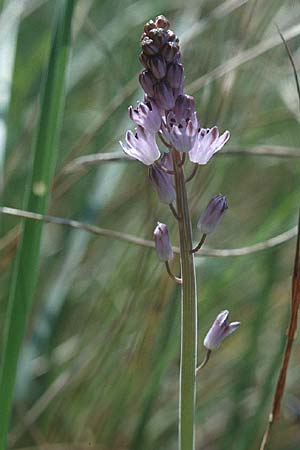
<box><xmin>148</xmin><ymin>28</ymin><xmax>168</xmax><ymax>47</ymax></box>
<box><xmin>173</xmin><ymin>95</ymin><xmax>195</xmax><ymax>122</ymax></box>
<box><xmin>144</xmin><ymin>20</ymin><xmax>156</xmax><ymax>35</ymax></box>
<box><xmin>167</xmin><ymin>63</ymin><xmax>184</xmax><ymax>89</ymax></box>
<box><xmin>204</xmin><ymin>310</ymin><xmax>240</xmax><ymax>350</ymax></box>
<box><xmin>197</xmin><ymin>194</ymin><xmax>228</xmax><ymax>235</ymax></box>
<box><xmin>149</xmin><ymin>164</ymin><xmax>176</xmax><ymax>204</ymax></box>
<box><xmin>155</xmin><ymin>15</ymin><xmax>169</xmax><ymax>29</ymax></box>
<box><xmin>141</xmin><ymin>37</ymin><xmax>159</xmax><ymax>56</ymax></box>
<box><xmin>139</xmin><ymin>52</ymin><xmax>150</xmax><ymax>69</ymax></box>
<box><xmin>167</xmin><ymin>30</ymin><xmax>179</xmax><ymax>42</ymax></box>
<box><xmin>154</xmin><ymin>81</ymin><xmax>175</xmax><ymax>110</ymax></box>
<box><xmin>149</xmin><ymin>55</ymin><xmax>167</xmax><ymax>80</ymax></box>
<box><xmin>161</xmin><ymin>42</ymin><xmax>179</xmax><ymax>63</ymax></box>
<box><xmin>139</xmin><ymin>71</ymin><xmax>156</xmax><ymax>97</ymax></box>
<box><xmin>154</xmin><ymin>222</ymin><xmax>174</xmax><ymax>261</ymax></box>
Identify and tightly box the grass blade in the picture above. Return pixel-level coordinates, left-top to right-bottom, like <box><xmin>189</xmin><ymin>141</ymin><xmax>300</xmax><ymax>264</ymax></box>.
<box><xmin>259</xmin><ymin>211</ymin><xmax>300</xmax><ymax>450</ymax></box>
<box><xmin>0</xmin><ymin>1</ymin><xmax>76</xmax><ymax>447</ymax></box>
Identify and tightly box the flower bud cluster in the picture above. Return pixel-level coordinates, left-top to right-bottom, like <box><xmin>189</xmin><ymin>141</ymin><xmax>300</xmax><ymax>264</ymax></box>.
<box><xmin>139</xmin><ymin>15</ymin><xmax>184</xmax><ymax>110</ymax></box>
<box><xmin>120</xmin><ymin>15</ymin><xmax>231</xmax><ymax>169</ymax></box>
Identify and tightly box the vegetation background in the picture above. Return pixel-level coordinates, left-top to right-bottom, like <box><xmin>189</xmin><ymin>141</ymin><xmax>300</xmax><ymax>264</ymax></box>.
<box><xmin>0</xmin><ymin>0</ymin><xmax>300</xmax><ymax>449</ymax></box>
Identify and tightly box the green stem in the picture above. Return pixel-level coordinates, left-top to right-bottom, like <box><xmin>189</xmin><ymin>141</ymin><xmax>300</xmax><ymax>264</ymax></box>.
<box><xmin>173</xmin><ymin>151</ymin><xmax>197</xmax><ymax>450</ymax></box>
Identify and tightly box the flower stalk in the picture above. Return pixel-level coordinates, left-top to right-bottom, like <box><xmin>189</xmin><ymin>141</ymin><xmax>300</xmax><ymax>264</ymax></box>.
<box><xmin>165</xmin><ymin>261</ymin><xmax>182</xmax><ymax>284</ymax></box>
<box><xmin>173</xmin><ymin>150</ymin><xmax>197</xmax><ymax>450</ymax></box>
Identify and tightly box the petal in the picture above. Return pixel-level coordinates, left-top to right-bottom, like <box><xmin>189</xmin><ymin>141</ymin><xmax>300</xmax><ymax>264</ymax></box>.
<box><xmin>214</xmin><ymin>130</ymin><xmax>230</xmax><ymax>152</ymax></box>
<box><xmin>120</xmin><ymin>129</ymin><xmax>160</xmax><ymax>166</ymax></box>
<box><xmin>216</xmin><ymin>310</ymin><xmax>229</xmax><ymax>327</ymax></box>
<box><xmin>223</xmin><ymin>322</ymin><xmax>241</xmax><ymax>338</ymax></box>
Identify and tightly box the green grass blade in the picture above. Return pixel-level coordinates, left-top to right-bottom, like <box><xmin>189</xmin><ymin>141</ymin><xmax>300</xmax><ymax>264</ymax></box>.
<box><xmin>0</xmin><ymin>1</ymin><xmax>76</xmax><ymax>448</ymax></box>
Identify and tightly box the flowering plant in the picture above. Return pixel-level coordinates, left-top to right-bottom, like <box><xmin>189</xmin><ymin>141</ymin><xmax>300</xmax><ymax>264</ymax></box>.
<box><xmin>120</xmin><ymin>15</ymin><xmax>239</xmax><ymax>450</ymax></box>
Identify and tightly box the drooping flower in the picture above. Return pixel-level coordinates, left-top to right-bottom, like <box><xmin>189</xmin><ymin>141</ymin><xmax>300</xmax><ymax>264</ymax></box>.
<box><xmin>189</xmin><ymin>127</ymin><xmax>230</xmax><ymax>164</ymax></box>
<box><xmin>128</xmin><ymin>101</ymin><xmax>161</xmax><ymax>134</ymax></box>
<box><xmin>153</xmin><ymin>222</ymin><xmax>173</xmax><ymax>261</ymax></box>
<box><xmin>149</xmin><ymin>164</ymin><xmax>176</xmax><ymax>204</ymax></box>
<box><xmin>120</xmin><ymin>126</ymin><xmax>160</xmax><ymax>166</ymax></box>
<box><xmin>203</xmin><ymin>310</ymin><xmax>240</xmax><ymax>350</ymax></box>
<box><xmin>198</xmin><ymin>194</ymin><xmax>228</xmax><ymax>235</ymax></box>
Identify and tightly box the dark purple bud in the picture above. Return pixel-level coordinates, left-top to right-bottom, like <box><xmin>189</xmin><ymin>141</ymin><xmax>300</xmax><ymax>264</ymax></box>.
<box><xmin>149</xmin><ymin>164</ymin><xmax>176</xmax><ymax>204</ymax></box>
<box><xmin>139</xmin><ymin>52</ymin><xmax>150</xmax><ymax>69</ymax></box>
<box><xmin>155</xmin><ymin>15</ymin><xmax>169</xmax><ymax>29</ymax></box>
<box><xmin>154</xmin><ymin>222</ymin><xmax>174</xmax><ymax>261</ymax></box>
<box><xmin>161</xmin><ymin>42</ymin><xmax>179</xmax><ymax>63</ymax></box>
<box><xmin>144</xmin><ymin>20</ymin><xmax>156</xmax><ymax>35</ymax></box>
<box><xmin>172</xmin><ymin>86</ymin><xmax>184</xmax><ymax>100</ymax></box>
<box><xmin>148</xmin><ymin>28</ymin><xmax>168</xmax><ymax>47</ymax></box>
<box><xmin>167</xmin><ymin>63</ymin><xmax>184</xmax><ymax>89</ymax></box>
<box><xmin>149</xmin><ymin>55</ymin><xmax>167</xmax><ymax>80</ymax></box>
<box><xmin>154</xmin><ymin>81</ymin><xmax>175</xmax><ymax>110</ymax></box>
<box><xmin>139</xmin><ymin>71</ymin><xmax>156</xmax><ymax>97</ymax></box>
<box><xmin>173</xmin><ymin>95</ymin><xmax>195</xmax><ymax>122</ymax></box>
<box><xmin>197</xmin><ymin>194</ymin><xmax>228</xmax><ymax>235</ymax></box>
<box><xmin>204</xmin><ymin>310</ymin><xmax>240</xmax><ymax>350</ymax></box>
<box><xmin>141</xmin><ymin>37</ymin><xmax>159</xmax><ymax>56</ymax></box>
<box><xmin>166</xmin><ymin>30</ymin><xmax>177</xmax><ymax>42</ymax></box>
<box><xmin>161</xmin><ymin>152</ymin><xmax>173</xmax><ymax>171</ymax></box>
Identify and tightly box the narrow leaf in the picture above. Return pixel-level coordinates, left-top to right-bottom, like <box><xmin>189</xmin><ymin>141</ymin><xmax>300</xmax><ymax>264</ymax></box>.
<box><xmin>0</xmin><ymin>1</ymin><xmax>76</xmax><ymax>447</ymax></box>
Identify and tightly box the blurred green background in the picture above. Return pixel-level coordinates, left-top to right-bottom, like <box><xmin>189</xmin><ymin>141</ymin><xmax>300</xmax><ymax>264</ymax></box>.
<box><xmin>0</xmin><ymin>0</ymin><xmax>300</xmax><ymax>449</ymax></box>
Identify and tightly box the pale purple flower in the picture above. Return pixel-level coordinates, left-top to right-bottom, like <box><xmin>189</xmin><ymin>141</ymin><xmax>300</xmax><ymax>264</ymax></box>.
<box><xmin>161</xmin><ymin>95</ymin><xmax>199</xmax><ymax>152</ymax></box>
<box><xmin>149</xmin><ymin>164</ymin><xmax>176</xmax><ymax>204</ymax></box>
<box><xmin>189</xmin><ymin>127</ymin><xmax>230</xmax><ymax>164</ymax></box>
<box><xmin>204</xmin><ymin>310</ymin><xmax>240</xmax><ymax>350</ymax></box>
<box><xmin>128</xmin><ymin>101</ymin><xmax>161</xmax><ymax>134</ymax></box>
<box><xmin>198</xmin><ymin>194</ymin><xmax>228</xmax><ymax>234</ymax></box>
<box><xmin>120</xmin><ymin>126</ymin><xmax>160</xmax><ymax>166</ymax></box>
<box><xmin>154</xmin><ymin>222</ymin><xmax>173</xmax><ymax>261</ymax></box>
